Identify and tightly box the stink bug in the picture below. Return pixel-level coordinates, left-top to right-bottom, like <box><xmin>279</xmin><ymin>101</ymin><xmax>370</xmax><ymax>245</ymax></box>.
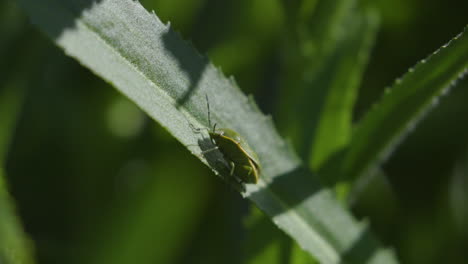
<box><xmin>191</xmin><ymin>95</ymin><xmax>261</xmax><ymax>184</ymax></box>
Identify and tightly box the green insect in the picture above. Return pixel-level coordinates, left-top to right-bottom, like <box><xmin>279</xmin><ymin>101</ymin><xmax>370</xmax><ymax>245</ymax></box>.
<box><xmin>191</xmin><ymin>95</ymin><xmax>261</xmax><ymax>184</ymax></box>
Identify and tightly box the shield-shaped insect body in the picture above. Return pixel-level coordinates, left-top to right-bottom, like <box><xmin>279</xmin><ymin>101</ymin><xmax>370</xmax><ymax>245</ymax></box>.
<box><xmin>209</xmin><ymin>128</ymin><xmax>260</xmax><ymax>183</ymax></box>
<box><xmin>193</xmin><ymin>95</ymin><xmax>261</xmax><ymax>184</ymax></box>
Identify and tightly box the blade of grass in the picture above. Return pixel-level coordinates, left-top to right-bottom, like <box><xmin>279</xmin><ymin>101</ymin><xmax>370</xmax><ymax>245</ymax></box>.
<box><xmin>18</xmin><ymin>0</ymin><xmax>397</xmax><ymax>262</ymax></box>
<box><xmin>343</xmin><ymin>25</ymin><xmax>468</xmax><ymax>182</ymax></box>
<box><xmin>0</xmin><ymin>83</ymin><xmax>35</xmax><ymax>264</ymax></box>
<box><xmin>309</xmin><ymin>9</ymin><xmax>378</xmax><ymax>170</ymax></box>
<box><xmin>299</xmin><ymin>0</ymin><xmax>355</xmax><ymax>64</ymax></box>
<box><xmin>278</xmin><ymin>0</ymin><xmax>356</xmax><ymax>159</ymax></box>
<box><xmin>0</xmin><ymin>86</ymin><xmax>22</xmax><ymax>164</ymax></box>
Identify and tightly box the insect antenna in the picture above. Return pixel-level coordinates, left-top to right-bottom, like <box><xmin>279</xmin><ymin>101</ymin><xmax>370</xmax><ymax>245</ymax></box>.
<box><xmin>206</xmin><ymin>94</ymin><xmax>217</xmax><ymax>132</ymax></box>
<box><xmin>205</xmin><ymin>94</ymin><xmax>211</xmax><ymax>127</ymax></box>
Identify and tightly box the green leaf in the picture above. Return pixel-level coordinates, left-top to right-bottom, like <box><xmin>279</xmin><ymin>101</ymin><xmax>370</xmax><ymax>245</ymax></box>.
<box><xmin>18</xmin><ymin>0</ymin><xmax>397</xmax><ymax>263</ymax></box>
<box><xmin>0</xmin><ymin>171</ymin><xmax>36</xmax><ymax>264</ymax></box>
<box><xmin>0</xmin><ymin>3</ymin><xmax>36</xmax><ymax>262</ymax></box>
<box><xmin>343</xmin><ymin>25</ymin><xmax>468</xmax><ymax>182</ymax></box>
<box><xmin>277</xmin><ymin>0</ymin><xmax>357</xmax><ymax>160</ymax></box>
<box><xmin>299</xmin><ymin>0</ymin><xmax>355</xmax><ymax>71</ymax></box>
<box><xmin>0</xmin><ymin>84</ymin><xmax>35</xmax><ymax>264</ymax></box>
<box><xmin>309</xmin><ymin>10</ymin><xmax>379</xmax><ymax>170</ymax></box>
<box><xmin>0</xmin><ymin>86</ymin><xmax>22</xmax><ymax>164</ymax></box>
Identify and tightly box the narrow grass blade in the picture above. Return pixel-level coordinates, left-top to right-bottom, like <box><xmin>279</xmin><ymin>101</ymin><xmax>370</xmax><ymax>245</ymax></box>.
<box><xmin>0</xmin><ymin>171</ymin><xmax>35</xmax><ymax>264</ymax></box>
<box><xmin>309</xmin><ymin>10</ymin><xmax>378</xmax><ymax>170</ymax></box>
<box><xmin>344</xmin><ymin>26</ymin><xmax>468</xmax><ymax>181</ymax></box>
<box><xmin>278</xmin><ymin>0</ymin><xmax>357</xmax><ymax>160</ymax></box>
<box><xmin>0</xmin><ymin>84</ymin><xmax>35</xmax><ymax>264</ymax></box>
<box><xmin>18</xmin><ymin>0</ymin><xmax>398</xmax><ymax>262</ymax></box>
<box><xmin>0</xmin><ymin>85</ymin><xmax>22</xmax><ymax>164</ymax></box>
<box><xmin>299</xmin><ymin>0</ymin><xmax>355</xmax><ymax>65</ymax></box>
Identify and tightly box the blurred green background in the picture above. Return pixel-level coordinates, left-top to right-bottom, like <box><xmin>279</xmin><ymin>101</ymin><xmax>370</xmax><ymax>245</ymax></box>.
<box><xmin>1</xmin><ymin>0</ymin><xmax>467</xmax><ymax>263</ymax></box>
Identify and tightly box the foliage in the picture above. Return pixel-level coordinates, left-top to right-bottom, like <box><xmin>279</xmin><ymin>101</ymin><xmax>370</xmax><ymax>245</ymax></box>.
<box><xmin>1</xmin><ymin>0</ymin><xmax>467</xmax><ymax>263</ymax></box>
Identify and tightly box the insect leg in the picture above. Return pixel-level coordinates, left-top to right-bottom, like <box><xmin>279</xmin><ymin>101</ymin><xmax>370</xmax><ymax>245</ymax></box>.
<box><xmin>200</xmin><ymin>146</ymin><xmax>219</xmax><ymax>155</ymax></box>
<box><xmin>229</xmin><ymin>161</ymin><xmax>235</xmax><ymax>176</ymax></box>
<box><xmin>188</xmin><ymin>122</ymin><xmax>209</xmax><ymax>134</ymax></box>
<box><xmin>246</xmin><ymin>166</ymin><xmax>253</xmax><ymax>176</ymax></box>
